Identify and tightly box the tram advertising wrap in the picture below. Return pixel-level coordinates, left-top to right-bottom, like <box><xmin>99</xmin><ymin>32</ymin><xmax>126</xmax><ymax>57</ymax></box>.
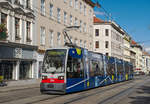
<box><xmin>40</xmin><ymin>47</ymin><xmax>134</xmax><ymax>94</ymax></box>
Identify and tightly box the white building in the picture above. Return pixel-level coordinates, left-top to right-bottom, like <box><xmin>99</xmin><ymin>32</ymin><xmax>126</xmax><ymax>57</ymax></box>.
<box><xmin>131</xmin><ymin>40</ymin><xmax>143</xmax><ymax>74</ymax></box>
<box><xmin>142</xmin><ymin>51</ymin><xmax>150</xmax><ymax>74</ymax></box>
<box><xmin>123</xmin><ymin>33</ymin><xmax>131</xmax><ymax>62</ymax></box>
<box><xmin>93</xmin><ymin>17</ymin><xmax>124</xmax><ymax>59</ymax></box>
<box><xmin>0</xmin><ymin>0</ymin><xmax>38</xmax><ymax>80</ymax></box>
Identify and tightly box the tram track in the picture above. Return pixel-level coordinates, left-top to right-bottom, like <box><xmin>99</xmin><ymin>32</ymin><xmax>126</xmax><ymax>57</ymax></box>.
<box><xmin>61</xmin><ymin>80</ymin><xmax>135</xmax><ymax>104</ymax></box>
<box><xmin>98</xmin><ymin>78</ymin><xmax>150</xmax><ymax>104</ymax></box>
<box><xmin>0</xmin><ymin>76</ymin><xmax>145</xmax><ymax>104</ymax></box>
<box><xmin>57</xmin><ymin>77</ymin><xmax>147</xmax><ymax>104</ymax></box>
<box><xmin>34</xmin><ymin>80</ymin><xmax>135</xmax><ymax>104</ymax></box>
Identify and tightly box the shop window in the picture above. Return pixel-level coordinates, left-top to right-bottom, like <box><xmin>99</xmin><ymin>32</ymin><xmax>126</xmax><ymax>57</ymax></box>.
<box><xmin>19</xmin><ymin>61</ymin><xmax>31</xmax><ymax>79</ymax></box>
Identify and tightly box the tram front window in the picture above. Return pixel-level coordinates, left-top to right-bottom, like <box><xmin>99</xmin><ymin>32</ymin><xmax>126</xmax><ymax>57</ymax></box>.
<box><xmin>42</xmin><ymin>49</ymin><xmax>67</xmax><ymax>73</ymax></box>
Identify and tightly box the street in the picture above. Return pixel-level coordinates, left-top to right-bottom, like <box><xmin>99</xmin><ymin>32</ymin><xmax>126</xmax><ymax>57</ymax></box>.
<box><xmin>0</xmin><ymin>76</ymin><xmax>150</xmax><ymax>104</ymax></box>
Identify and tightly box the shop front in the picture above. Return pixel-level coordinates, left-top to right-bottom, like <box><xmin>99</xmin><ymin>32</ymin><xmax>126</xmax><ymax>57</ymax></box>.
<box><xmin>0</xmin><ymin>42</ymin><xmax>37</xmax><ymax>81</ymax></box>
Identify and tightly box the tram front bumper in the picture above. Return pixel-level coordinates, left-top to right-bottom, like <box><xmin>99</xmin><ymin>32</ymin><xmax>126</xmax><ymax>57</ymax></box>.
<box><xmin>40</xmin><ymin>83</ymin><xmax>66</xmax><ymax>94</ymax></box>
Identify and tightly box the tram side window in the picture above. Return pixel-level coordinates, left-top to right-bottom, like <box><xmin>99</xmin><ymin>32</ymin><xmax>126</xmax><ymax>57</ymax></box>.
<box><xmin>90</xmin><ymin>60</ymin><xmax>103</xmax><ymax>77</ymax></box>
<box><xmin>107</xmin><ymin>62</ymin><xmax>115</xmax><ymax>75</ymax></box>
<box><xmin>67</xmin><ymin>55</ymin><xmax>84</xmax><ymax>78</ymax></box>
<box><xmin>117</xmin><ymin>63</ymin><xmax>124</xmax><ymax>75</ymax></box>
<box><xmin>99</xmin><ymin>60</ymin><xmax>104</xmax><ymax>76</ymax></box>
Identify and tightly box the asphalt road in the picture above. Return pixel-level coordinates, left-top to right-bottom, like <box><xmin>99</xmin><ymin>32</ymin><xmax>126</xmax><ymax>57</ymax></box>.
<box><xmin>0</xmin><ymin>75</ymin><xmax>150</xmax><ymax>104</ymax></box>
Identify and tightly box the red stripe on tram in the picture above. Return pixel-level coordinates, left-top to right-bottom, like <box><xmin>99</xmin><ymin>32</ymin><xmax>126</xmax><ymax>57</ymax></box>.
<box><xmin>42</xmin><ymin>78</ymin><xmax>64</xmax><ymax>83</ymax></box>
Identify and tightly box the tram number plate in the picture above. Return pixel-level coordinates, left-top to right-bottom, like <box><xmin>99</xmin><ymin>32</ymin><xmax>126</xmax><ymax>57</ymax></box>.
<box><xmin>47</xmin><ymin>84</ymin><xmax>54</xmax><ymax>88</ymax></box>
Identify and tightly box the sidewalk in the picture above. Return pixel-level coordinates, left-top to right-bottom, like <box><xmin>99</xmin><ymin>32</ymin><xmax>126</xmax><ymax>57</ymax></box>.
<box><xmin>0</xmin><ymin>79</ymin><xmax>41</xmax><ymax>92</ymax></box>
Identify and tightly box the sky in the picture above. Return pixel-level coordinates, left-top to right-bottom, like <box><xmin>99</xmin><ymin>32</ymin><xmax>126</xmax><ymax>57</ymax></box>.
<box><xmin>92</xmin><ymin>0</ymin><xmax>150</xmax><ymax>52</ymax></box>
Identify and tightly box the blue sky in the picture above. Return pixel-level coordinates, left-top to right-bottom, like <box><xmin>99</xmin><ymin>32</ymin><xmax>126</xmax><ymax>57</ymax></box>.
<box><xmin>92</xmin><ymin>0</ymin><xmax>150</xmax><ymax>51</ymax></box>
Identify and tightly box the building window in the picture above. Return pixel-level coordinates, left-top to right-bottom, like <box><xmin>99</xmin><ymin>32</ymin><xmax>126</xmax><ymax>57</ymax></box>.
<box><xmin>80</xmin><ymin>2</ymin><xmax>82</xmax><ymax>13</ymax></box>
<box><xmin>69</xmin><ymin>0</ymin><xmax>72</xmax><ymax>7</ymax></box>
<box><xmin>95</xmin><ymin>41</ymin><xmax>99</xmax><ymax>48</ymax></box>
<box><xmin>64</xmin><ymin>0</ymin><xmax>67</xmax><ymax>3</ymax></box>
<box><xmin>49</xmin><ymin>4</ymin><xmax>53</xmax><ymax>18</ymax></box>
<box><xmin>105</xmin><ymin>41</ymin><xmax>109</xmax><ymax>48</ymax></box>
<box><xmin>84</xmin><ymin>41</ymin><xmax>86</xmax><ymax>48</ymax></box>
<box><xmin>40</xmin><ymin>26</ymin><xmax>45</xmax><ymax>45</ymax></box>
<box><xmin>80</xmin><ymin>40</ymin><xmax>82</xmax><ymax>47</ymax></box>
<box><xmin>105</xmin><ymin>29</ymin><xmax>109</xmax><ymax>36</ymax></box>
<box><xmin>75</xmin><ymin>0</ymin><xmax>78</xmax><ymax>9</ymax></box>
<box><xmin>49</xmin><ymin>30</ymin><xmax>53</xmax><ymax>47</ymax></box>
<box><xmin>41</xmin><ymin>0</ymin><xmax>45</xmax><ymax>15</ymax></box>
<box><xmin>84</xmin><ymin>5</ymin><xmax>86</xmax><ymax>16</ymax></box>
<box><xmin>64</xmin><ymin>35</ymin><xmax>67</xmax><ymax>44</ymax></box>
<box><xmin>26</xmin><ymin>21</ymin><xmax>31</xmax><ymax>41</ymax></box>
<box><xmin>95</xmin><ymin>29</ymin><xmax>99</xmax><ymax>36</ymax></box>
<box><xmin>70</xmin><ymin>15</ymin><xmax>73</xmax><ymax>25</ymax></box>
<box><xmin>57</xmin><ymin>32</ymin><xmax>61</xmax><ymax>46</ymax></box>
<box><xmin>57</xmin><ymin>8</ymin><xmax>61</xmax><ymax>23</ymax></box>
<box><xmin>26</xmin><ymin>0</ymin><xmax>31</xmax><ymax>9</ymax></box>
<box><xmin>15</xmin><ymin>18</ymin><xmax>20</xmax><ymax>39</ymax></box>
<box><xmin>90</xmin><ymin>42</ymin><xmax>92</xmax><ymax>50</ymax></box>
<box><xmin>74</xmin><ymin>17</ymin><xmax>78</xmax><ymax>26</ymax></box>
<box><xmin>83</xmin><ymin>23</ymin><xmax>86</xmax><ymax>32</ymax></box>
<box><xmin>106</xmin><ymin>53</ymin><xmax>109</xmax><ymax>56</ymax></box>
<box><xmin>1</xmin><ymin>13</ymin><xmax>7</xmax><ymax>26</ymax></box>
<box><xmin>74</xmin><ymin>38</ymin><xmax>78</xmax><ymax>44</ymax></box>
<box><xmin>64</xmin><ymin>11</ymin><xmax>67</xmax><ymax>25</ymax></box>
<box><xmin>80</xmin><ymin>20</ymin><xmax>82</xmax><ymax>32</ymax></box>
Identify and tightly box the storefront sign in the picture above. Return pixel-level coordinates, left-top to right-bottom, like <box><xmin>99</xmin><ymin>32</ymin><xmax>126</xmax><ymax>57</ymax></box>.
<box><xmin>14</xmin><ymin>48</ymin><xmax>22</xmax><ymax>58</ymax></box>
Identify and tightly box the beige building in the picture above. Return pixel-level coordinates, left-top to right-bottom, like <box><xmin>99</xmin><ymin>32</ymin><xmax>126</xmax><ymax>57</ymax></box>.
<box><xmin>93</xmin><ymin>17</ymin><xmax>124</xmax><ymax>59</ymax></box>
<box><xmin>36</xmin><ymin>0</ymin><xmax>95</xmax><ymax>78</ymax></box>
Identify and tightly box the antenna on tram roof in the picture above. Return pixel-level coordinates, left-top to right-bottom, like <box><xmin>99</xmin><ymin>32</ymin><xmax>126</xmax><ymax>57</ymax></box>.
<box><xmin>63</xmin><ymin>26</ymin><xmax>80</xmax><ymax>48</ymax></box>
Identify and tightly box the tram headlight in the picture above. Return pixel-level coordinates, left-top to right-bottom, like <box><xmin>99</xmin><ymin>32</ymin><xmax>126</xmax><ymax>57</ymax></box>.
<box><xmin>42</xmin><ymin>76</ymin><xmax>48</xmax><ymax>80</ymax></box>
<box><xmin>58</xmin><ymin>76</ymin><xmax>64</xmax><ymax>80</ymax></box>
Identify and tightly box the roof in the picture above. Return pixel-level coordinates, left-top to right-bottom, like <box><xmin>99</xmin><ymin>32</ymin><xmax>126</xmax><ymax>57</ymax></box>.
<box><xmin>83</xmin><ymin>0</ymin><xmax>96</xmax><ymax>8</ymax></box>
<box><xmin>93</xmin><ymin>17</ymin><xmax>105</xmax><ymax>23</ymax></box>
<box><xmin>93</xmin><ymin>16</ymin><xmax>125</xmax><ymax>35</ymax></box>
<box><xmin>131</xmin><ymin>40</ymin><xmax>137</xmax><ymax>45</ymax></box>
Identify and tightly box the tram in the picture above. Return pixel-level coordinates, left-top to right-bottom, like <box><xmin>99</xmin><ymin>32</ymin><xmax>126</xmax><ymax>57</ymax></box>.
<box><xmin>40</xmin><ymin>47</ymin><xmax>133</xmax><ymax>94</ymax></box>
<box><xmin>40</xmin><ymin>26</ymin><xmax>133</xmax><ymax>94</ymax></box>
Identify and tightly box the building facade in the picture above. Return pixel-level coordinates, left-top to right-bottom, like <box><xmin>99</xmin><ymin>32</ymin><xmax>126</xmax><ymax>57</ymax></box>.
<box><xmin>142</xmin><ymin>51</ymin><xmax>150</xmax><ymax>74</ymax></box>
<box><xmin>131</xmin><ymin>40</ymin><xmax>143</xmax><ymax>73</ymax></box>
<box><xmin>123</xmin><ymin>33</ymin><xmax>131</xmax><ymax>62</ymax></box>
<box><xmin>36</xmin><ymin>0</ymin><xmax>95</xmax><ymax>78</ymax></box>
<box><xmin>93</xmin><ymin>17</ymin><xmax>124</xmax><ymax>59</ymax></box>
<box><xmin>0</xmin><ymin>0</ymin><xmax>38</xmax><ymax>81</ymax></box>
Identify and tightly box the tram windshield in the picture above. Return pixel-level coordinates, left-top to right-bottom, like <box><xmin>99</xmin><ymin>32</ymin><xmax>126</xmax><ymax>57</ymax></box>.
<box><xmin>42</xmin><ymin>49</ymin><xmax>67</xmax><ymax>73</ymax></box>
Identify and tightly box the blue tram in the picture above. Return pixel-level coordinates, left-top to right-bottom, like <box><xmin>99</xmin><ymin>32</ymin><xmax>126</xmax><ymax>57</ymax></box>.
<box><xmin>40</xmin><ymin>47</ymin><xmax>133</xmax><ymax>94</ymax></box>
